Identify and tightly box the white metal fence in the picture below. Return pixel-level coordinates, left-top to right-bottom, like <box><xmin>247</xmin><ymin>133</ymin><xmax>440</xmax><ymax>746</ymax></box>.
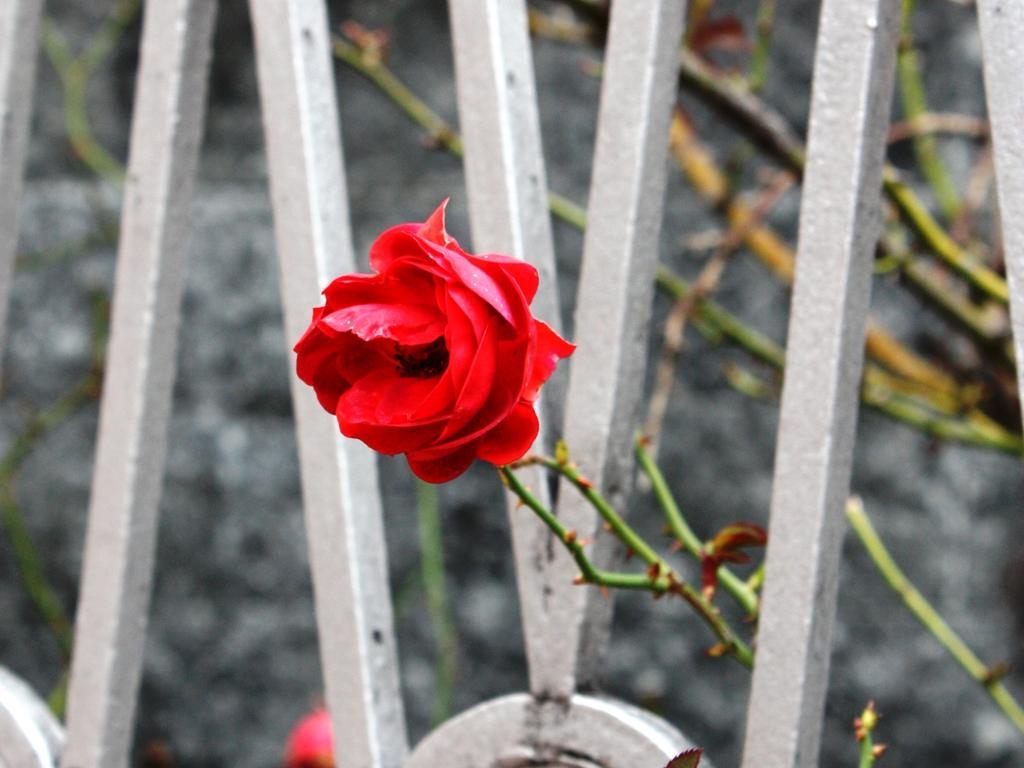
<box><xmin>0</xmin><ymin>1</ymin><xmax>1021</xmax><ymax>767</ymax></box>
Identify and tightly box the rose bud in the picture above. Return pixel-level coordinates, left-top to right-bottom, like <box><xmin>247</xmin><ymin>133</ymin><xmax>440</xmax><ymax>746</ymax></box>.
<box><xmin>295</xmin><ymin>200</ymin><xmax>574</xmax><ymax>483</ymax></box>
<box><xmin>284</xmin><ymin>708</ymin><xmax>334</xmax><ymax>768</ymax></box>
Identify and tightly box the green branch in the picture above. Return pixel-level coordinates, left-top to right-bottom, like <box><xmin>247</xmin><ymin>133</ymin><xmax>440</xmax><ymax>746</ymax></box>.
<box><xmin>635</xmin><ymin>436</ymin><xmax>760</xmax><ymax>617</ymax></box>
<box><xmin>502</xmin><ymin>461</ymin><xmax>754</xmax><ymax>669</ymax></box>
<box><xmin>674</xmin><ymin>46</ymin><xmax>1007</xmax><ymax>305</ymax></box>
<box><xmin>847</xmin><ymin>498</ymin><xmax>1024</xmax><ymax>736</ymax></box>
<box><xmin>854</xmin><ymin>701</ymin><xmax>886</xmax><ymax>767</ymax></box>
<box><xmin>749</xmin><ymin>0</ymin><xmax>777</xmax><ymax>93</ymax></box>
<box><xmin>897</xmin><ymin>0</ymin><xmax>961</xmax><ymax>223</ymax></box>
<box><xmin>415</xmin><ymin>480</ymin><xmax>457</xmax><ymax>726</ymax></box>
<box><xmin>40</xmin><ymin>0</ymin><xmax>140</xmax><ymax>183</ymax></box>
<box><xmin>0</xmin><ymin>345</ymin><xmax>104</xmax><ymax>662</ymax></box>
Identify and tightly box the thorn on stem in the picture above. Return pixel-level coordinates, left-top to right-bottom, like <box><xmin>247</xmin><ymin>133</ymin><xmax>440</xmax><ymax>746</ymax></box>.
<box><xmin>982</xmin><ymin>661</ymin><xmax>1010</xmax><ymax>685</ymax></box>
<box><xmin>555</xmin><ymin>440</ymin><xmax>570</xmax><ymax>466</ymax></box>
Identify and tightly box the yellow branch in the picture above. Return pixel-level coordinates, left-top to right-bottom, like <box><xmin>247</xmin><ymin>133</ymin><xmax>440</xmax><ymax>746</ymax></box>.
<box><xmin>669</xmin><ymin>113</ymin><xmax>962</xmax><ymax>403</ymax></box>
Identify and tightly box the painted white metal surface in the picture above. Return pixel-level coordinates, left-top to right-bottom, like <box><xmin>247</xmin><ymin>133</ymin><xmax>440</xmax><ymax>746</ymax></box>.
<box><xmin>247</xmin><ymin>2</ymin><xmax>408</xmax><ymax>767</ymax></box>
<box><xmin>447</xmin><ymin>0</ymin><xmax>575</xmax><ymax>700</ymax></box>
<box><xmin>978</xmin><ymin>0</ymin><xmax>1024</xmax><ymax>413</ymax></box>
<box><xmin>0</xmin><ymin>666</ymin><xmax>64</xmax><ymax>768</ymax></box>
<box><xmin>440</xmin><ymin>5</ymin><xmax>698</xmax><ymax>764</ymax></box>
<box><xmin>740</xmin><ymin>1</ymin><xmax>901</xmax><ymax>767</ymax></box>
<box><xmin>406</xmin><ymin>692</ymin><xmax>702</xmax><ymax>768</ymax></box>
<box><xmin>559</xmin><ymin>0</ymin><xmax>687</xmax><ymax>690</ymax></box>
<box><xmin>60</xmin><ymin>3</ymin><xmax>217</xmax><ymax>767</ymax></box>
<box><xmin>0</xmin><ymin>0</ymin><xmax>43</xmax><ymax>378</ymax></box>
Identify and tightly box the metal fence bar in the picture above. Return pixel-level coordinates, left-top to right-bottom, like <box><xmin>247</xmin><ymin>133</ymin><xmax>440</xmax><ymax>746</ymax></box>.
<box><xmin>977</xmin><ymin>0</ymin><xmax>1024</xmax><ymax>412</ymax></box>
<box><xmin>59</xmin><ymin>3</ymin><xmax>217</xmax><ymax>767</ymax></box>
<box><xmin>0</xmin><ymin>0</ymin><xmax>43</xmax><ymax>376</ymax></box>
<box><xmin>0</xmin><ymin>666</ymin><xmax>63</xmax><ymax>768</ymax></box>
<box><xmin>447</xmin><ymin>0</ymin><xmax>575</xmax><ymax>699</ymax></box>
<box><xmin>247</xmin><ymin>2</ymin><xmax>408</xmax><ymax>767</ymax></box>
<box><xmin>559</xmin><ymin>0</ymin><xmax>686</xmax><ymax>689</ymax></box>
<box><xmin>739</xmin><ymin>1</ymin><xmax>900</xmax><ymax>766</ymax></box>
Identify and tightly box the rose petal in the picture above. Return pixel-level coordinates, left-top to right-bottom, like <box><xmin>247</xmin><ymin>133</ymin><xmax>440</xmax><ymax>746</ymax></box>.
<box><xmin>467</xmin><ymin>252</ymin><xmax>539</xmax><ymax>305</ymax></box>
<box><xmin>322</xmin><ymin>265</ymin><xmax>438</xmax><ymax>313</ymax></box>
<box><xmin>339</xmin><ymin>371</ymin><xmax>442</xmax><ymax>425</ymax></box>
<box><xmin>414</xmin><ymin>236</ymin><xmax>515</xmax><ymax>324</ymax></box>
<box><xmin>406</xmin><ymin>441</ymin><xmax>479</xmax><ymax>483</ymax></box>
<box><xmin>440</xmin><ymin>317</ymin><xmax>499</xmax><ymax>439</ymax></box>
<box><xmin>442</xmin><ymin>290</ymin><xmax>478</xmax><ymax>394</ymax></box>
<box><xmin>418</xmin><ymin>329</ymin><xmax>529</xmax><ymax>457</ymax></box>
<box><xmin>446</xmin><ymin>283</ymin><xmax>493</xmax><ymax>342</ymax></box>
<box><xmin>368</xmin><ymin>226</ymin><xmax>454</xmax><ymax>278</ymax></box>
<box><xmin>476</xmin><ymin>402</ymin><xmax>540</xmax><ymax>465</ymax></box>
<box><xmin>410</xmin><ymin>373</ymin><xmax>456</xmax><ymax>421</ymax></box>
<box><xmin>320</xmin><ymin>302</ymin><xmax>445</xmax><ymax>346</ymax></box>
<box><xmin>522</xmin><ymin>319</ymin><xmax>575</xmax><ymax>402</ymax></box>
<box><xmin>418</xmin><ymin>198</ymin><xmax>456</xmax><ymax>246</ymax></box>
<box><xmin>337</xmin><ymin>372</ymin><xmax>447</xmax><ymax>454</ymax></box>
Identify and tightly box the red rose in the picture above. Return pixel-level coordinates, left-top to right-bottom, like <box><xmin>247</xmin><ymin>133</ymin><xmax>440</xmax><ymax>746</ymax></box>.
<box><xmin>294</xmin><ymin>200</ymin><xmax>574</xmax><ymax>483</ymax></box>
<box><xmin>283</xmin><ymin>708</ymin><xmax>333</xmax><ymax>768</ymax></box>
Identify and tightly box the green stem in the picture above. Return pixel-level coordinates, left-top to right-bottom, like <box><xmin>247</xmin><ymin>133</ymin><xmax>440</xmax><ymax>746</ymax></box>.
<box><xmin>47</xmin><ymin>670</ymin><xmax>69</xmax><ymax>720</ymax></box>
<box><xmin>634</xmin><ymin>437</ymin><xmax>760</xmax><ymax>616</ymax></box>
<box><xmin>657</xmin><ymin>266</ymin><xmax>1022</xmax><ymax>456</ymax></box>
<box><xmin>0</xmin><ymin>295</ymin><xmax>107</xmax><ymax>690</ymax></box>
<box><xmin>332</xmin><ymin>38</ymin><xmax>463</xmax><ymax>159</ymax></box>
<box><xmin>501</xmin><ymin>466</ymin><xmax>653</xmax><ymax>592</ymax></box>
<box><xmin>0</xmin><ymin>371</ymin><xmax>101</xmax><ymax>661</ymax></box>
<box><xmin>16</xmin><ymin>222</ymin><xmax>120</xmax><ymax>271</ymax></box>
<box><xmin>859</xmin><ymin>736</ymin><xmax>877</xmax><ymax>768</ymax></box>
<box><xmin>897</xmin><ymin>0</ymin><xmax>961</xmax><ymax>223</ymax></box>
<box><xmin>40</xmin><ymin>0</ymin><xmax>141</xmax><ymax>183</ymax></box>
<box><xmin>533</xmin><ymin>455</ymin><xmax>661</xmax><ymax>567</ymax></box>
<box><xmin>415</xmin><ymin>480</ymin><xmax>456</xmax><ymax>726</ymax></box>
<box><xmin>675</xmin><ymin>48</ymin><xmax>1008</xmax><ymax>306</ymax></box>
<box><xmin>881</xmin><ymin>172</ymin><xmax>1008</xmax><ymax>304</ymax></box>
<box><xmin>503</xmin><ymin>462</ymin><xmax>754</xmax><ymax>668</ymax></box>
<box><xmin>1</xmin><ymin>490</ymin><xmax>74</xmax><ymax>660</ymax></box>
<box><xmin>847</xmin><ymin>498</ymin><xmax>1024</xmax><ymax>736</ymax></box>
<box><xmin>746</xmin><ymin>563</ymin><xmax>765</xmax><ymax>592</ymax></box>
<box><xmin>889</xmin><ymin>241</ymin><xmax>1011</xmax><ymax>359</ymax></box>
<box><xmin>749</xmin><ymin>0</ymin><xmax>776</xmax><ymax>93</ymax></box>
<box><xmin>856</xmin><ymin>702</ymin><xmax>882</xmax><ymax>767</ymax></box>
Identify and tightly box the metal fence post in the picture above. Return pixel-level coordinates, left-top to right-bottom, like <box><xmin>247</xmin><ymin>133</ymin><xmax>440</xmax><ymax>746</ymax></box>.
<box><xmin>740</xmin><ymin>1</ymin><xmax>901</xmax><ymax>766</ymax></box>
<box><xmin>60</xmin><ymin>3</ymin><xmax>217</xmax><ymax>766</ymax></box>
<box><xmin>248</xmin><ymin>1</ymin><xmax>408</xmax><ymax>766</ymax></box>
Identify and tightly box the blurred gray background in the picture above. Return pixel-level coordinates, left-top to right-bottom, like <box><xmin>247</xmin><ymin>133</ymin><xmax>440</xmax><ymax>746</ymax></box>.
<box><xmin>2</xmin><ymin>0</ymin><xmax>1023</xmax><ymax>766</ymax></box>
